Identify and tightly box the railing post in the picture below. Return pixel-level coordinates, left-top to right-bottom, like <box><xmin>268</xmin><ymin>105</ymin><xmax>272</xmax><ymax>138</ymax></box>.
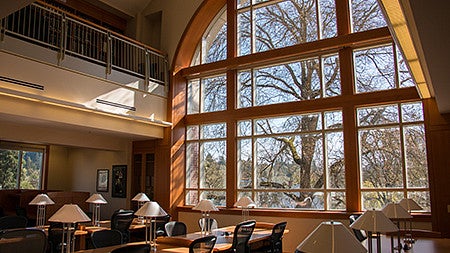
<box><xmin>145</xmin><ymin>49</ymin><xmax>150</xmax><ymax>90</ymax></box>
<box><xmin>58</xmin><ymin>13</ymin><xmax>67</xmax><ymax>64</ymax></box>
<box><xmin>106</xmin><ymin>32</ymin><xmax>112</xmax><ymax>76</ymax></box>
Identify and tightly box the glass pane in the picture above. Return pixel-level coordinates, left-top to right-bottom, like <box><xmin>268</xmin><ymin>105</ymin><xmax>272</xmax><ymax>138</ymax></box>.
<box><xmin>200</xmin><ymin>191</ymin><xmax>226</xmax><ymax>206</ymax></box>
<box><xmin>323</xmin><ymin>54</ymin><xmax>341</xmax><ymax>97</ymax></box>
<box><xmin>202</xmin><ymin>9</ymin><xmax>227</xmax><ymax>63</ymax></box>
<box><xmin>407</xmin><ymin>191</ymin><xmax>430</xmax><ymax>212</ymax></box>
<box><xmin>351</xmin><ymin>0</ymin><xmax>387</xmax><ymax>33</ymax></box>
<box><xmin>238</xmin><ymin>139</ymin><xmax>253</xmax><ymax>189</ymax></box>
<box><xmin>237</xmin><ymin>70</ymin><xmax>252</xmax><ymax>108</ymax></box>
<box><xmin>354</xmin><ymin>45</ymin><xmax>395</xmax><ymax>93</ymax></box>
<box><xmin>185</xmin><ymin>190</ymin><xmax>198</xmax><ymax>206</ymax></box>
<box><xmin>19</xmin><ymin>151</ymin><xmax>42</xmax><ymax>189</ymax></box>
<box><xmin>319</xmin><ymin>0</ymin><xmax>337</xmax><ymax>39</ymax></box>
<box><xmin>191</xmin><ymin>44</ymin><xmax>201</xmax><ymax>66</ymax></box>
<box><xmin>202</xmin><ymin>75</ymin><xmax>227</xmax><ymax>113</ymax></box>
<box><xmin>186</xmin><ymin>143</ymin><xmax>199</xmax><ymax>188</ymax></box>
<box><xmin>254</xmin><ymin>1</ymin><xmax>317</xmax><ymax>53</ymax></box>
<box><xmin>357</xmin><ymin>104</ymin><xmax>399</xmax><ymax>126</ymax></box>
<box><xmin>237</xmin><ymin>11</ymin><xmax>251</xmax><ymax>56</ymax></box>
<box><xmin>200</xmin><ymin>123</ymin><xmax>226</xmax><ymax>139</ymax></box>
<box><xmin>396</xmin><ymin>46</ymin><xmax>415</xmax><ymax>88</ymax></box>
<box><xmin>200</xmin><ymin>141</ymin><xmax>226</xmax><ymax>189</ymax></box>
<box><xmin>326</xmin><ymin>131</ymin><xmax>345</xmax><ymax>189</ymax></box>
<box><xmin>255</xmin><ymin>113</ymin><xmax>322</xmax><ymax>135</ymax></box>
<box><xmin>186</xmin><ymin>125</ymin><xmax>199</xmax><ymax>140</ymax></box>
<box><xmin>255</xmin><ymin>59</ymin><xmax>320</xmax><ymax>106</ymax></box>
<box><xmin>257</xmin><ymin>191</ymin><xmax>324</xmax><ymax>210</ymax></box>
<box><xmin>362</xmin><ymin>191</ymin><xmax>403</xmax><ymax>210</ymax></box>
<box><xmin>237</xmin><ymin>120</ymin><xmax>252</xmax><ymax>137</ymax></box>
<box><xmin>237</xmin><ymin>0</ymin><xmax>250</xmax><ymax>9</ymax></box>
<box><xmin>324</xmin><ymin>111</ymin><xmax>342</xmax><ymax>129</ymax></box>
<box><xmin>404</xmin><ymin>125</ymin><xmax>429</xmax><ymax>188</ymax></box>
<box><xmin>359</xmin><ymin>127</ymin><xmax>403</xmax><ymax>188</ymax></box>
<box><xmin>187</xmin><ymin>79</ymin><xmax>199</xmax><ymax>114</ymax></box>
<box><xmin>0</xmin><ymin>149</ymin><xmax>20</xmax><ymax>189</ymax></box>
<box><xmin>255</xmin><ymin>133</ymin><xmax>323</xmax><ymax>190</ymax></box>
<box><xmin>401</xmin><ymin>102</ymin><xmax>424</xmax><ymax>122</ymax></box>
<box><xmin>328</xmin><ymin>192</ymin><xmax>346</xmax><ymax>210</ymax></box>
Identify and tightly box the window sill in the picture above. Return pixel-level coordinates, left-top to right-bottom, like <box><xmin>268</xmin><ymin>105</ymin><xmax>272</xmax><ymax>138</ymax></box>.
<box><xmin>176</xmin><ymin>206</ymin><xmax>431</xmax><ymax>221</ymax></box>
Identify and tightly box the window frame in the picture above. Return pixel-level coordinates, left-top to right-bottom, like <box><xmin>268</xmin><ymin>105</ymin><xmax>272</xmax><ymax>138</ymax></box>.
<box><xmin>0</xmin><ymin>141</ymin><xmax>47</xmax><ymax>190</ymax></box>
<box><xmin>176</xmin><ymin>0</ymin><xmax>429</xmax><ymax>214</ymax></box>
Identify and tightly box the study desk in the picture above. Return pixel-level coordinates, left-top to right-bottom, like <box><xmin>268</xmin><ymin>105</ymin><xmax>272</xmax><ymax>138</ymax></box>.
<box><xmin>363</xmin><ymin>235</ymin><xmax>450</xmax><ymax>253</ymax></box>
<box><xmin>76</xmin><ymin>223</ymin><xmax>279</xmax><ymax>253</ymax></box>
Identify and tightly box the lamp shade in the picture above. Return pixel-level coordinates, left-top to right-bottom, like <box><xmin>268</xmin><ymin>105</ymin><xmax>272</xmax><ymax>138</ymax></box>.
<box><xmin>132</xmin><ymin>192</ymin><xmax>150</xmax><ymax>202</ymax></box>
<box><xmin>382</xmin><ymin>203</ymin><xmax>412</xmax><ymax>219</ymax></box>
<box><xmin>135</xmin><ymin>201</ymin><xmax>167</xmax><ymax>217</ymax></box>
<box><xmin>86</xmin><ymin>193</ymin><xmax>107</xmax><ymax>204</ymax></box>
<box><xmin>297</xmin><ymin>221</ymin><xmax>367</xmax><ymax>253</ymax></box>
<box><xmin>350</xmin><ymin>210</ymin><xmax>398</xmax><ymax>233</ymax></box>
<box><xmin>399</xmin><ymin>198</ymin><xmax>422</xmax><ymax>212</ymax></box>
<box><xmin>48</xmin><ymin>204</ymin><xmax>91</xmax><ymax>223</ymax></box>
<box><xmin>192</xmin><ymin>199</ymin><xmax>219</xmax><ymax>212</ymax></box>
<box><xmin>234</xmin><ymin>196</ymin><xmax>256</xmax><ymax>208</ymax></box>
<box><xmin>29</xmin><ymin>193</ymin><xmax>55</xmax><ymax>205</ymax></box>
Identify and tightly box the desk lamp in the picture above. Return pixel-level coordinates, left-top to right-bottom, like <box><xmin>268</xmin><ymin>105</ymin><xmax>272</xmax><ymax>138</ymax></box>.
<box><xmin>192</xmin><ymin>199</ymin><xmax>219</xmax><ymax>234</ymax></box>
<box><xmin>234</xmin><ymin>196</ymin><xmax>256</xmax><ymax>221</ymax></box>
<box><xmin>350</xmin><ymin>210</ymin><xmax>398</xmax><ymax>253</ymax></box>
<box><xmin>135</xmin><ymin>201</ymin><xmax>168</xmax><ymax>251</ymax></box>
<box><xmin>85</xmin><ymin>193</ymin><xmax>107</xmax><ymax>227</ymax></box>
<box><xmin>382</xmin><ymin>203</ymin><xmax>412</xmax><ymax>252</ymax></box>
<box><xmin>399</xmin><ymin>198</ymin><xmax>422</xmax><ymax>249</ymax></box>
<box><xmin>132</xmin><ymin>193</ymin><xmax>150</xmax><ymax>223</ymax></box>
<box><xmin>29</xmin><ymin>193</ymin><xmax>55</xmax><ymax>228</ymax></box>
<box><xmin>297</xmin><ymin>221</ymin><xmax>367</xmax><ymax>253</ymax></box>
<box><xmin>48</xmin><ymin>204</ymin><xmax>91</xmax><ymax>253</ymax></box>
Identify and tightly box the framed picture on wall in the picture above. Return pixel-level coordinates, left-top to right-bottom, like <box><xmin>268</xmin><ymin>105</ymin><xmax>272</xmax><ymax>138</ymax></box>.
<box><xmin>112</xmin><ymin>165</ymin><xmax>127</xmax><ymax>198</ymax></box>
<box><xmin>96</xmin><ymin>169</ymin><xmax>109</xmax><ymax>192</ymax></box>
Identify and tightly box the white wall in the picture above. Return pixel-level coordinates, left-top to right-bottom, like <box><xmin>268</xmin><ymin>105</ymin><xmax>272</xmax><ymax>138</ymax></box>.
<box><xmin>47</xmin><ymin>145</ymin><xmax>132</xmax><ymax>220</ymax></box>
<box><xmin>140</xmin><ymin>0</ymin><xmax>203</xmax><ymax>66</ymax></box>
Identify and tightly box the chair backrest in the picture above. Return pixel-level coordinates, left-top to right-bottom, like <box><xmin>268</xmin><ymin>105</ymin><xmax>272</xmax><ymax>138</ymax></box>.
<box><xmin>111</xmin><ymin>244</ymin><xmax>150</xmax><ymax>253</ymax></box>
<box><xmin>231</xmin><ymin>220</ymin><xmax>256</xmax><ymax>253</ymax></box>
<box><xmin>165</xmin><ymin>221</ymin><xmax>187</xmax><ymax>236</ymax></box>
<box><xmin>0</xmin><ymin>215</ymin><xmax>28</xmax><ymax>230</ymax></box>
<box><xmin>268</xmin><ymin>221</ymin><xmax>287</xmax><ymax>253</ymax></box>
<box><xmin>91</xmin><ymin>229</ymin><xmax>123</xmax><ymax>248</ymax></box>
<box><xmin>111</xmin><ymin>209</ymin><xmax>135</xmax><ymax>243</ymax></box>
<box><xmin>189</xmin><ymin>235</ymin><xmax>217</xmax><ymax>253</ymax></box>
<box><xmin>198</xmin><ymin>217</ymin><xmax>218</xmax><ymax>232</ymax></box>
<box><xmin>0</xmin><ymin>228</ymin><xmax>47</xmax><ymax>253</ymax></box>
<box><xmin>349</xmin><ymin>214</ymin><xmax>367</xmax><ymax>242</ymax></box>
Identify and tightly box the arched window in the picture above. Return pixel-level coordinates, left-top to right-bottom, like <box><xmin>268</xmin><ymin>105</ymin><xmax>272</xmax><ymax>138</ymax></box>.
<box><xmin>177</xmin><ymin>0</ymin><xmax>430</xmax><ymax>212</ymax></box>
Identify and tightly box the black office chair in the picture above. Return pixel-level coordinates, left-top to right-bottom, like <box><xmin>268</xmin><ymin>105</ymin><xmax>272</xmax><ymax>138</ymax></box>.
<box><xmin>189</xmin><ymin>235</ymin><xmax>217</xmax><ymax>253</ymax></box>
<box><xmin>165</xmin><ymin>221</ymin><xmax>187</xmax><ymax>236</ymax></box>
<box><xmin>225</xmin><ymin>220</ymin><xmax>256</xmax><ymax>253</ymax></box>
<box><xmin>111</xmin><ymin>209</ymin><xmax>135</xmax><ymax>243</ymax></box>
<box><xmin>111</xmin><ymin>244</ymin><xmax>150</xmax><ymax>253</ymax></box>
<box><xmin>198</xmin><ymin>217</ymin><xmax>218</xmax><ymax>232</ymax></box>
<box><xmin>349</xmin><ymin>214</ymin><xmax>367</xmax><ymax>242</ymax></box>
<box><xmin>0</xmin><ymin>228</ymin><xmax>47</xmax><ymax>253</ymax></box>
<box><xmin>91</xmin><ymin>229</ymin><xmax>123</xmax><ymax>248</ymax></box>
<box><xmin>254</xmin><ymin>221</ymin><xmax>287</xmax><ymax>253</ymax></box>
<box><xmin>0</xmin><ymin>215</ymin><xmax>28</xmax><ymax>230</ymax></box>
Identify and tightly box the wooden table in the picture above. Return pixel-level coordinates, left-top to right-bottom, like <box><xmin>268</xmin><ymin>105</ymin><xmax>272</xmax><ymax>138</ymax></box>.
<box><xmin>76</xmin><ymin>224</ymin><xmax>277</xmax><ymax>253</ymax></box>
<box><xmin>364</xmin><ymin>235</ymin><xmax>450</xmax><ymax>253</ymax></box>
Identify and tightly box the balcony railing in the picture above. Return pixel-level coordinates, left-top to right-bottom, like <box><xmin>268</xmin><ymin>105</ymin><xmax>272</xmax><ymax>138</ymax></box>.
<box><xmin>0</xmin><ymin>1</ymin><xmax>167</xmax><ymax>87</ymax></box>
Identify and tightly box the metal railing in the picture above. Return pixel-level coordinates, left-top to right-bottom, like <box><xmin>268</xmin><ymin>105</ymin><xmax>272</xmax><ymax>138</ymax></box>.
<box><xmin>0</xmin><ymin>2</ymin><xmax>168</xmax><ymax>87</ymax></box>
